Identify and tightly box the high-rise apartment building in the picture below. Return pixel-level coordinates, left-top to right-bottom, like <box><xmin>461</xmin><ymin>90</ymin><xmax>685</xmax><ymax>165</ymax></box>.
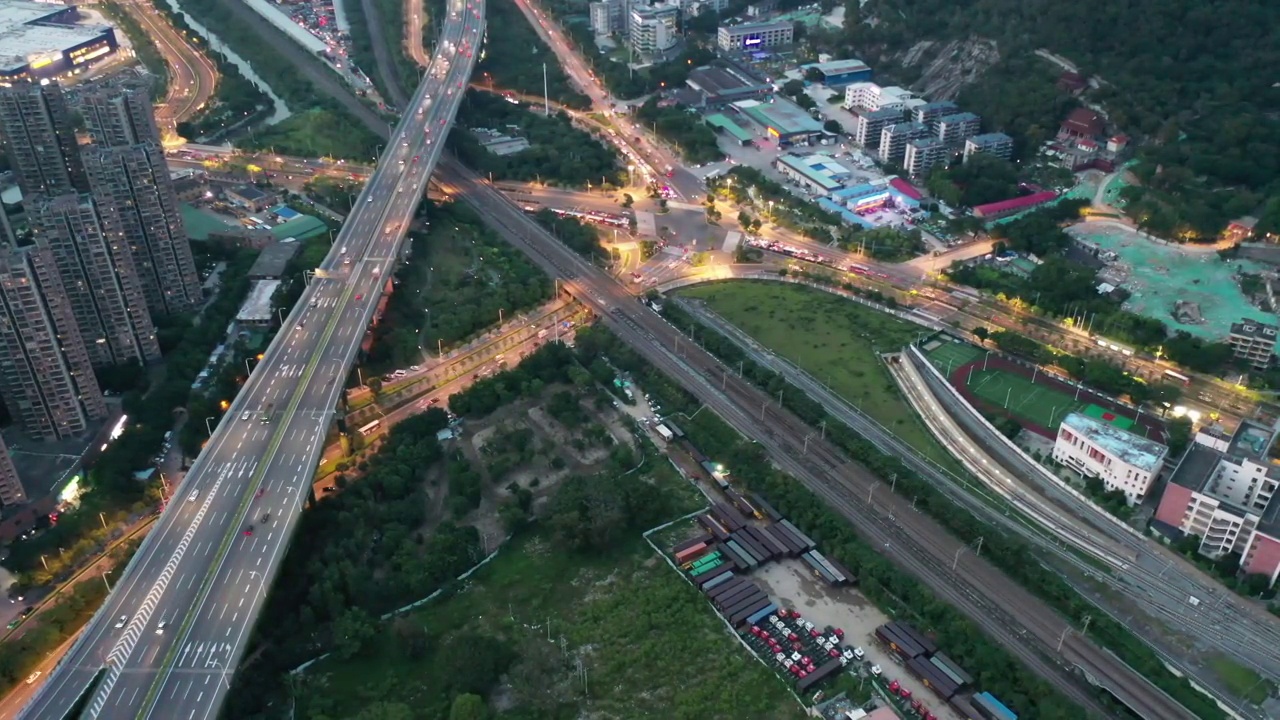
<box><xmin>77</xmin><ymin>77</ymin><xmax>159</xmax><ymax>147</ymax></box>
<box><xmin>82</xmin><ymin>143</ymin><xmax>203</xmax><ymax>314</ymax></box>
<box><xmin>963</xmin><ymin>132</ymin><xmax>1014</xmax><ymax>162</ymax></box>
<box><xmin>0</xmin><ymin>82</ymin><xmax>88</xmax><ymax>196</ymax></box>
<box><xmin>0</xmin><ymin>435</ymin><xmax>23</xmax><ymax>506</ymax></box>
<box><xmin>852</xmin><ymin>107</ymin><xmax>905</xmax><ymax>149</ymax></box>
<box><xmin>28</xmin><ymin>193</ymin><xmax>161</xmax><ymax>367</ymax></box>
<box><xmin>76</xmin><ymin>79</ymin><xmax>203</xmax><ymax>315</ymax></box>
<box><xmin>589</xmin><ymin>0</ymin><xmax>628</xmax><ymax>35</ymax></box>
<box><xmin>0</xmin><ymin>243</ymin><xmax>107</xmax><ymax>442</ymax></box>
<box><xmin>878</xmin><ymin>122</ymin><xmax>930</xmax><ymax>165</ymax></box>
<box><xmin>629</xmin><ymin>4</ymin><xmax>678</xmax><ymax>58</ymax></box>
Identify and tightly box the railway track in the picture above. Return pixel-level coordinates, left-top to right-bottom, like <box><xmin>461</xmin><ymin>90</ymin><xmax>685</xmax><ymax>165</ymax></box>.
<box><xmin>440</xmin><ymin>159</ymin><xmax>1196</xmax><ymax>720</ymax></box>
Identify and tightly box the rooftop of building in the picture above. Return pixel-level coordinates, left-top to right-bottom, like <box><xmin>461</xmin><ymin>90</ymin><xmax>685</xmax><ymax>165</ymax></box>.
<box><xmin>687</xmin><ymin>64</ymin><xmax>769</xmax><ymax>97</ymax></box>
<box><xmin>972</xmin><ymin>191</ymin><xmax>1058</xmax><ymax>216</ymax></box>
<box><xmin>0</xmin><ymin>1</ymin><xmax>68</xmax><ymax>26</ymax></box>
<box><xmin>907</xmin><ymin>136</ymin><xmax>948</xmax><ymax>149</ymax></box>
<box><xmin>939</xmin><ymin>111</ymin><xmax>980</xmax><ymax>124</ymax></box>
<box><xmin>0</xmin><ymin>20</ymin><xmax>113</xmax><ymax>72</ymax></box>
<box><xmin>1230</xmin><ymin>317</ymin><xmax>1278</xmax><ymax>341</ymax></box>
<box><xmin>802</xmin><ymin>58</ymin><xmax>869</xmax><ymax>76</ymax></box>
<box><xmin>775</xmin><ymin>152</ymin><xmax>851</xmax><ymax>191</ymax></box>
<box><xmin>247</xmin><ymin>239</ymin><xmax>301</xmax><ymax>278</ymax></box>
<box><xmin>917</xmin><ymin>100</ymin><xmax>958</xmax><ymax>112</ymax></box>
<box><xmin>1061</xmin><ymin>412</ymin><xmax>1167</xmax><ymax>472</ymax></box>
<box><xmin>719</xmin><ymin>18</ymin><xmax>793</xmax><ymax>32</ymax></box>
<box><xmin>967</xmin><ymin>132</ymin><xmax>1012</xmax><ymax>146</ymax></box>
<box><xmin>1167</xmin><ymin>420</ymin><xmax>1280</xmax><ymax>535</ymax></box>
<box><xmin>889</xmin><ymin>177</ymin><xmax>924</xmax><ymax>200</ymax></box>
<box><xmin>736</xmin><ymin>98</ymin><xmax>824</xmax><ymax>136</ymax></box>
<box><xmin>883</xmin><ymin>121</ymin><xmax>926</xmax><ymax>136</ymax></box>
<box><xmin>270</xmin><ymin>214</ymin><xmax>327</xmax><ymax>241</ymax></box>
<box><xmin>630</xmin><ymin>3</ymin><xmax>676</xmax><ymax>17</ymax></box>
<box><xmin>1061</xmin><ymin>107</ymin><xmax>1104</xmax><ymax>136</ymax></box>
<box><xmin>705</xmin><ymin>113</ymin><xmax>753</xmax><ymax>142</ymax></box>
<box><xmin>855</xmin><ymin>107</ymin><xmax>906</xmax><ymax>122</ymax></box>
<box><xmin>229</xmin><ymin>184</ymin><xmax>269</xmax><ymax>202</ymax></box>
<box><xmin>236</xmin><ymin>278</ymin><xmax>281</xmax><ymax>322</ymax></box>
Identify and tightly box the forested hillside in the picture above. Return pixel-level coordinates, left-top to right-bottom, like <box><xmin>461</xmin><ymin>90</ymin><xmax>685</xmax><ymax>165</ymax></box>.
<box><xmin>836</xmin><ymin>0</ymin><xmax>1280</xmax><ymax>238</ymax></box>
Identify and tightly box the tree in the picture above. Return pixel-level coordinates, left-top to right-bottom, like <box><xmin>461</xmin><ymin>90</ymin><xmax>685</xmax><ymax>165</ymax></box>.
<box><xmin>973</xmin><ymin>326</ymin><xmax>990</xmax><ymax>343</ymax></box>
<box><xmin>620</xmin><ymin>193</ymin><xmax>634</xmax><ymax>208</ymax></box>
<box><xmin>367</xmin><ymin>377</ymin><xmax>383</xmax><ymax>395</ymax></box>
<box><xmin>449</xmin><ymin>694</ymin><xmax>489</xmax><ymax>720</ymax></box>
<box><xmin>823</xmin><ymin>119</ymin><xmax>843</xmax><ymax>134</ymax></box>
<box><xmin>332</xmin><ymin>607</ymin><xmax>377</xmax><ymax>660</ymax></box>
<box><xmin>393</xmin><ymin>616</ymin><xmax>429</xmax><ymax>659</ymax></box>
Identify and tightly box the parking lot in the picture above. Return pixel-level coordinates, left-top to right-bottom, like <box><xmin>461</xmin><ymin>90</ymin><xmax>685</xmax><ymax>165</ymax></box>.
<box><xmin>752</xmin><ymin>559</ymin><xmax>965</xmax><ymax>720</ymax></box>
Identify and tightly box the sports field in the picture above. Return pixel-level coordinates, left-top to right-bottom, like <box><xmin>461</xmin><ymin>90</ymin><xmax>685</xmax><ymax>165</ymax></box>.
<box><xmin>965</xmin><ymin>367</ymin><xmax>1086</xmax><ymax>430</ymax></box>
<box><xmin>924</xmin><ymin>339</ymin><xmax>983</xmax><ymax>374</ymax></box>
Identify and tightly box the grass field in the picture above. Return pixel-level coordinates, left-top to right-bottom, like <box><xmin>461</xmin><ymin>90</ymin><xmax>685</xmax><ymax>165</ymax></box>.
<box><xmin>923</xmin><ymin>339</ymin><xmax>983</xmax><ymax>374</ymax></box>
<box><xmin>677</xmin><ymin>282</ymin><xmax>962</xmax><ymax>469</ymax></box>
<box><xmin>1206</xmin><ymin>653</ymin><xmax>1274</xmax><ymax>705</ymax></box>
<box><xmin>297</xmin><ymin>460</ymin><xmax>804</xmax><ymax>720</ymax></box>
<box><xmin>965</xmin><ymin>368</ymin><xmax>1084</xmax><ymax>430</ymax></box>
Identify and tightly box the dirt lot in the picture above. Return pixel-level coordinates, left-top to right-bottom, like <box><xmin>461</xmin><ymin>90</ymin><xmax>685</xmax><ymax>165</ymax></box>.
<box><xmin>753</xmin><ymin>560</ymin><xmax>964</xmax><ymax>720</ymax></box>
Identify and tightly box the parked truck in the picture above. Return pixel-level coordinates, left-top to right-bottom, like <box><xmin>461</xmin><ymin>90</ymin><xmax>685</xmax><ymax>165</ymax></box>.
<box><xmin>654</xmin><ymin>424</ymin><xmax>674</xmax><ymax>441</ymax></box>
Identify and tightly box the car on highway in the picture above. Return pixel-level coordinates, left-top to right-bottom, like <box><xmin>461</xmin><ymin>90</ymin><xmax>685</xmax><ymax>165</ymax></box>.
<box><xmin>188</xmin><ymin>489</ymin><xmax>199</xmax><ymax>502</ymax></box>
<box><xmin>243</xmin><ymin>526</ymin><xmax>254</xmax><ymax>536</ymax></box>
<box><xmin>241</xmin><ymin>411</ymin><xmax>251</xmax><ymax>421</ymax></box>
<box><xmin>155</xmin><ymin>621</ymin><xmax>167</xmax><ymax>635</ymax></box>
<box><xmin>372</xmin><ymin>266</ymin><xmax>380</xmax><ymax>276</ymax></box>
<box><xmin>355</xmin><ymin>293</ymin><xmax>363</xmax><ymax>301</ymax></box>
<box><xmin>260</xmin><ymin>512</ymin><xmax>271</xmax><ymax>523</ymax></box>
<box><xmin>114</xmin><ymin>615</ymin><xmax>127</xmax><ymax>629</ymax></box>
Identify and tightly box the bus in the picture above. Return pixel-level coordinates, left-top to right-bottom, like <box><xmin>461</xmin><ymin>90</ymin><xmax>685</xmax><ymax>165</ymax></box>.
<box><xmin>358</xmin><ymin>420</ymin><xmax>381</xmax><ymax>437</ymax></box>
<box><xmin>1164</xmin><ymin>369</ymin><xmax>1191</xmax><ymax>386</ymax></box>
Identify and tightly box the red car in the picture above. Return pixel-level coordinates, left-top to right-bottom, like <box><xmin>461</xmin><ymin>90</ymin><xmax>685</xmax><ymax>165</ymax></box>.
<box><xmin>243</xmin><ymin>526</ymin><xmax>253</xmax><ymax>536</ymax></box>
<box><xmin>355</xmin><ymin>293</ymin><xmax>364</xmax><ymax>301</ymax></box>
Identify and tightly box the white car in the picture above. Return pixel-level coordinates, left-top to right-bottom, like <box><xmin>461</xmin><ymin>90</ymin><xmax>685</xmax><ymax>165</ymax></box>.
<box><xmin>870</xmin><ymin>664</ymin><xmax>882</xmax><ymax>676</ymax></box>
<box><xmin>155</xmin><ymin>621</ymin><xmax>167</xmax><ymax>635</ymax></box>
<box><xmin>241</xmin><ymin>411</ymin><xmax>251</xmax><ymax>421</ymax></box>
<box><xmin>409</xmin><ymin>365</ymin><xmax>420</xmax><ymax>372</ymax></box>
<box><xmin>188</xmin><ymin>489</ymin><xmax>199</xmax><ymax>502</ymax></box>
<box><xmin>114</xmin><ymin>615</ymin><xmax>127</xmax><ymax>629</ymax></box>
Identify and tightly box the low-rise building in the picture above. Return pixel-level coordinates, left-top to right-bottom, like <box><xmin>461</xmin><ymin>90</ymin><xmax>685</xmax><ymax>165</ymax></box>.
<box><xmin>686</xmin><ymin>63</ymin><xmax>771</xmax><ymax>107</ymax></box>
<box><xmin>963</xmin><ymin>132</ymin><xmax>1014</xmax><ymax>162</ymax></box>
<box><xmin>226</xmin><ymin>184</ymin><xmax>275</xmax><ymax>213</ymax></box>
<box><xmin>1154</xmin><ymin>421</ymin><xmax>1280</xmax><ymax>588</ymax></box>
<box><xmin>247</xmin><ymin>240</ymin><xmax>301</xmax><ymax>280</ymax></box>
<box><xmin>1229</xmin><ymin>318</ymin><xmax>1277</xmax><ymax>371</ymax></box>
<box><xmin>235</xmin><ymin>278</ymin><xmax>281</xmax><ymax>328</ymax></box>
<box><xmin>774</xmin><ymin>152</ymin><xmax>853</xmax><ymax>197</ymax></box>
<box><xmin>472</xmin><ymin>128</ymin><xmax>530</xmax><ymax>156</ymax></box>
<box><xmin>971</xmin><ymin>190</ymin><xmax>1058</xmax><ymax>220</ymax></box>
<box><xmin>735</xmin><ymin>98</ymin><xmax>825</xmax><ymax>146</ymax></box>
<box><xmin>902</xmin><ymin>137</ymin><xmax>949</xmax><ymax>180</ymax></box>
<box><xmin>1059</xmin><ymin>107</ymin><xmax>1104</xmax><ymax>139</ymax></box>
<box><xmin>799</xmin><ymin>58</ymin><xmax>871</xmax><ymax>88</ymax></box>
<box><xmin>936</xmin><ymin>112</ymin><xmax>981</xmax><ymax>145</ymax></box>
<box><xmin>851</xmin><ymin>107</ymin><xmax>904</xmax><ymax>149</ymax></box>
<box><xmin>1053</xmin><ymin>411</ymin><xmax>1167</xmax><ymax>504</ymax></box>
<box><xmin>716</xmin><ymin>19</ymin><xmax>793</xmax><ymax>52</ymax></box>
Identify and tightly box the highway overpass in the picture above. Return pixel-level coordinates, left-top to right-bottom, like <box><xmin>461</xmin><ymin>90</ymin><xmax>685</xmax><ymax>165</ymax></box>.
<box><xmin>18</xmin><ymin>1</ymin><xmax>485</xmax><ymax>718</ymax></box>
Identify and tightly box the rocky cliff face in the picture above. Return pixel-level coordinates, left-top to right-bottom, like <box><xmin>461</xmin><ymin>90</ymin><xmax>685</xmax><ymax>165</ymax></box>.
<box><xmin>897</xmin><ymin>38</ymin><xmax>1001</xmax><ymax>101</ymax></box>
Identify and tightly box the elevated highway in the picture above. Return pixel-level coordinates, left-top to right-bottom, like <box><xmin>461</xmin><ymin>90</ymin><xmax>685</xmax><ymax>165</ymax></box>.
<box><xmin>17</xmin><ymin>1</ymin><xmax>485</xmax><ymax>718</ymax></box>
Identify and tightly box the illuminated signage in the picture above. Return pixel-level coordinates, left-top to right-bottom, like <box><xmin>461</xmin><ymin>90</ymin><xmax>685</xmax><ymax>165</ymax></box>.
<box><xmin>70</xmin><ymin>44</ymin><xmax>112</xmax><ymax>65</ymax></box>
<box><xmin>28</xmin><ymin>56</ymin><xmax>53</xmax><ymax>69</ymax></box>
<box><xmin>767</xmin><ymin>127</ymin><xmax>780</xmax><ymax>138</ymax></box>
<box><xmin>744</xmin><ymin>37</ymin><xmax>762</xmax><ymax>46</ymax></box>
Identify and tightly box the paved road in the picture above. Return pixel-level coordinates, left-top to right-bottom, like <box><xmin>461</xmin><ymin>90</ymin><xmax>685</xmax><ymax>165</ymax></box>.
<box><xmin>17</xmin><ymin>3</ymin><xmax>484</xmax><ymax>719</ymax></box>
<box><xmin>436</xmin><ymin>159</ymin><xmax>1198</xmax><ymax>720</ymax></box>
<box><xmin>120</xmin><ymin>0</ymin><xmax>218</xmax><ymax>136</ymax></box>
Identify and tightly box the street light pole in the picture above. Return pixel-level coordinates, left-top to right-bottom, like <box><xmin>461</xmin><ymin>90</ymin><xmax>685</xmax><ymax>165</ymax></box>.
<box><xmin>205</xmin><ymin>416</ymin><xmax>216</xmax><ymax>435</ymax></box>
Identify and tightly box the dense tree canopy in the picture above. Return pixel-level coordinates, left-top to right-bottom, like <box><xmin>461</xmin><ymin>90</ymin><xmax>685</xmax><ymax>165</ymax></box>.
<box><xmin>837</xmin><ymin>0</ymin><xmax>1280</xmax><ymax>238</ymax></box>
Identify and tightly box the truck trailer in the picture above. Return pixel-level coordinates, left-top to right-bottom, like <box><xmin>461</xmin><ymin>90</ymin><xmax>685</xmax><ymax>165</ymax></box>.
<box><xmin>875</xmin><ymin>623</ymin><xmax>929</xmax><ymax>660</ymax></box>
<box><xmin>700</xmin><ymin>570</ymin><xmax>736</xmax><ymax>592</ymax></box>
<box><xmin>750</xmin><ymin>492</ymin><xmax>783</xmax><ymax>522</ymax></box>
<box><xmin>796</xmin><ymin>658</ymin><xmax>844</xmax><ymax>693</ymax></box>
<box><xmin>693</xmin><ymin>564</ymin><xmax>733</xmax><ymax>586</ymax></box>
<box><xmin>891</xmin><ymin>621</ymin><xmax>938</xmax><ymax>657</ymax></box>
<box><xmin>671</xmin><ymin>533</ymin><xmax>713</xmax><ymax>555</ymax></box>
<box><xmin>907</xmin><ymin>655</ymin><xmax>959</xmax><ymax>700</ymax></box>
<box><xmin>744</xmin><ymin>602</ymin><xmax>778</xmax><ymax>627</ymax></box>
<box><xmin>778</xmin><ymin>519</ymin><xmax>816</xmax><ymax>551</ymax></box>
<box><xmin>729</xmin><ymin>597</ymin><xmax>773</xmax><ymax>626</ymax></box>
